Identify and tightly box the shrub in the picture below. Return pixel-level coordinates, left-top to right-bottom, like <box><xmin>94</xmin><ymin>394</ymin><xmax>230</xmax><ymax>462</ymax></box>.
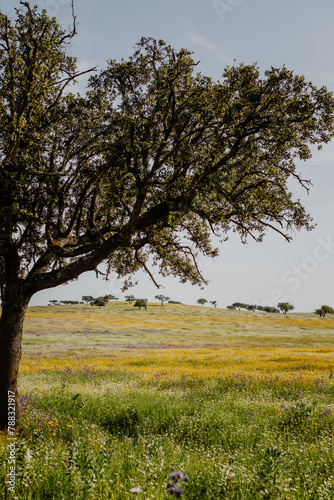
<box><xmin>134</xmin><ymin>299</ymin><xmax>148</xmax><ymax>310</ymax></box>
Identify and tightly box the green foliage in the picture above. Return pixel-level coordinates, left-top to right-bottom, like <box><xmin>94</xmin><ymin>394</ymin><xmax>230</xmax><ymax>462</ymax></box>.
<box><xmin>3</xmin><ymin>374</ymin><xmax>333</xmax><ymax>499</ymax></box>
<box><xmin>1</xmin><ymin>4</ymin><xmax>334</xmax><ymax>300</ymax></box>
<box><xmin>155</xmin><ymin>294</ymin><xmax>170</xmax><ymax>305</ymax></box>
<box><xmin>321</xmin><ymin>305</ymin><xmax>334</xmax><ymax>317</ymax></box>
<box><xmin>245</xmin><ymin>304</ymin><xmax>257</xmax><ymax>311</ymax></box>
<box><xmin>263</xmin><ymin>306</ymin><xmax>280</xmax><ymax>313</ymax></box>
<box><xmin>81</xmin><ymin>296</ymin><xmax>95</xmax><ymax>303</ymax></box>
<box><xmin>134</xmin><ymin>299</ymin><xmax>148</xmax><ymax>310</ymax></box>
<box><xmin>227</xmin><ymin>302</ymin><xmax>245</xmax><ymax>310</ymax></box>
<box><xmin>315</xmin><ymin>308</ymin><xmax>325</xmax><ymax>317</ymax></box>
<box><xmin>124</xmin><ymin>294</ymin><xmax>136</xmax><ymax>304</ymax></box>
<box><xmin>197</xmin><ymin>298</ymin><xmax>208</xmax><ymax>307</ymax></box>
<box><xmin>88</xmin><ymin>295</ymin><xmax>118</xmax><ymax>308</ymax></box>
<box><xmin>100</xmin><ymin>405</ymin><xmax>140</xmax><ymax>439</ymax></box>
<box><xmin>210</xmin><ymin>300</ymin><xmax>217</xmax><ymax>308</ymax></box>
<box><xmin>90</xmin><ymin>298</ymin><xmax>106</xmax><ymax>308</ymax></box>
<box><xmin>315</xmin><ymin>305</ymin><xmax>334</xmax><ymax>317</ymax></box>
<box><xmin>254</xmin><ymin>447</ymin><xmax>286</xmax><ymax>499</ymax></box>
<box><xmin>227</xmin><ymin>303</ymin><xmax>280</xmax><ymax>313</ymax></box>
<box><xmin>103</xmin><ymin>294</ymin><xmax>118</xmax><ymax>302</ymax></box>
<box><xmin>278</xmin><ymin>400</ymin><xmax>317</xmax><ymax>431</ymax></box>
<box><xmin>277</xmin><ymin>302</ymin><xmax>295</xmax><ymax>314</ymax></box>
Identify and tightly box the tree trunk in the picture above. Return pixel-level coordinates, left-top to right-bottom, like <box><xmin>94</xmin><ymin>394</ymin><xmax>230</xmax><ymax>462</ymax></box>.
<box><xmin>0</xmin><ymin>282</ymin><xmax>30</xmax><ymax>431</ymax></box>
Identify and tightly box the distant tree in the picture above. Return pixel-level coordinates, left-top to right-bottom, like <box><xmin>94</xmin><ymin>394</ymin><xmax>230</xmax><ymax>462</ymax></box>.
<box><xmin>245</xmin><ymin>304</ymin><xmax>257</xmax><ymax>311</ymax></box>
<box><xmin>231</xmin><ymin>302</ymin><xmax>245</xmax><ymax>310</ymax></box>
<box><xmin>263</xmin><ymin>306</ymin><xmax>280</xmax><ymax>313</ymax></box>
<box><xmin>88</xmin><ymin>295</ymin><xmax>118</xmax><ymax>308</ymax></box>
<box><xmin>125</xmin><ymin>295</ymin><xmax>136</xmax><ymax>304</ymax></box>
<box><xmin>103</xmin><ymin>294</ymin><xmax>118</xmax><ymax>302</ymax></box>
<box><xmin>2</xmin><ymin>4</ymin><xmax>334</xmax><ymax>430</ymax></box>
<box><xmin>314</xmin><ymin>308</ymin><xmax>325</xmax><ymax>318</ymax></box>
<box><xmin>134</xmin><ymin>299</ymin><xmax>148</xmax><ymax>311</ymax></box>
<box><xmin>82</xmin><ymin>296</ymin><xmax>95</xmax><ymax>304</ymax></box>
<box><xmin>90</xmin><ymin>297</ymin><xmax>107</xmax><ymax>308</ymax></box>
<box><xmin>277</xmin><ymin>302</ymin><xmax>294</xmax><ymax>314</ymax></box>
<box><xmin>210</xmin><ymin>300</ymin><xmax>217</xmax><ymax>308</ymax></box>
<box><xmin>315</xmin><ymin>305</ymin><xmax>334</xmax><ymax>317</ymax></box>
<box><xmin>321</xmin><ymin>305</ymin><xmax>334</xmax><ymax>316</ymax></box>
<box><xmin>168</xmin><ymin>300</ymin><xmax>182</xmax><ymax>304</ymax></box>
<box><xmin>49</xmin><ymin>300</ymin><xmax>59</xmax><ymax>305</ymax></box>
<box><xmin>197</xmin><ymin>298</ymin><xmax>208</xmax><ymax>307</ymax></box>
<box><xmin>155</xmin><ymin>294</ymin><xmax>170</xmax><ymax>306</ymax></box>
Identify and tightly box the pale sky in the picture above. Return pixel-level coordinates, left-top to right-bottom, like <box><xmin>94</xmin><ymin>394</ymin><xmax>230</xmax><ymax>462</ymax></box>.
<box><xmin>4</xmin><ymin>0</ymin><xmax>334</xmax><ymax>311</ymax></box>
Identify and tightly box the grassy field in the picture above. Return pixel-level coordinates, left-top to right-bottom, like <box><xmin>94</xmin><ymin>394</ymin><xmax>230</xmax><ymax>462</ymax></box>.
<box><xmin>1</xmin><ymin>302</ymin><xmax>334</xmax><ymax>499</ymax></box>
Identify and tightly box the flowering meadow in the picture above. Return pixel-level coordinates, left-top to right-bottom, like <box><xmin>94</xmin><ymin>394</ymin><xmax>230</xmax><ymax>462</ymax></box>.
<box><xmin>0</xmin><ymin>302</ymin><xmax>334</xmax><ymax>499</ymax></box>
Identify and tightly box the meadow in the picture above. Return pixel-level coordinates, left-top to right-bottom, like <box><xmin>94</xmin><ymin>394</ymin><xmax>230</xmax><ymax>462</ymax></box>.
<box><xmin>0</xmin><ymin>302</ymin><xmax>333</xmax><ymax>499</ymax></box>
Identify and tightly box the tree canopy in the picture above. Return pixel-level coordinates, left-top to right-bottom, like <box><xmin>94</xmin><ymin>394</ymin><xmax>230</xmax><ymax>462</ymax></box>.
<box><xmin>155</xmin><ymin>294</ymin><xmax>170</xmax><ymax>306</ymax></box>
<box><xmin>277</xmin><ymin>302</ymin><xmax>295</xmax><ymax>314</ymax></box>
<box><xmin>315</xmin><ymin>305</ymin><xmax>334</xmax><ymax>317</ymax></box>
<box><xmin>1</xmin><ymin>4</ymin><xmax>334</xmax><ymax>301</ymax></box>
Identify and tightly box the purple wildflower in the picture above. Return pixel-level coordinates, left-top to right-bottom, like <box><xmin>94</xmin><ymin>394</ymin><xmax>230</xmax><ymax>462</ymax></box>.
<box><xmin>167</xmin><ymin>488</ymin><xmax>183</xmax><ymax>497</ymax></box>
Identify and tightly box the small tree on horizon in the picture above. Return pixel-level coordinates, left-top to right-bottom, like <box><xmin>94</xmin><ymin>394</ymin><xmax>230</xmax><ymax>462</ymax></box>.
<box><xmin>125</xmin><ymin>295</ymin><xmax>136</xmax><ymax>304</ymax></box>
<box><xmin>315</xmin><ymin>305</ymin><xmax>334</xmax><ymax>317</ymax></box>
<box><xmin>245</xmin><ymin>304</ymin><xmax>257</xmax><ymax>312</ymax></box>
<box><xmin>103</xmin><ymin>294</ymin><xmax>118</xmax><ymax>302</ymax></box>
<box><xmin>230</xmin><ymin>302</ymin><xmax>245</xmax><ymax>310</ymax></box>
<box><xmin>197</xmin><ymin>298</ymin><xmax>208</xmax><ymax>307</ymax></box>
<box><xmin>90</xmin><ymin>297</ymin><xmax>107</xmax><ymax>308</ymax></box>
<box><xmin>82</xmin><ymin>296</ymin><xmax>95</xmax><ymax>303</ymax></box>
<box><xmin>263</xmin><ymin>306</ymin><xmax>280</xmax><ymax>313</ymax></box>
<box><xmin>210</xmin><ymin>300</ymin><xmax>217</xmax><ymax>308</ymax></box>
<box><xmin>277</xmin><ymin>302</ymin><xmax>295</xmax><ymax>314</ymax></box>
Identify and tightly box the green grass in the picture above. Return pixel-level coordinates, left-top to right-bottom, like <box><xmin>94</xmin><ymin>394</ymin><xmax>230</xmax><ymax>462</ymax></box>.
<box><xmin>0</xmin><ymin>303</ymin><xmax>333</xmax><ymax>499</ymax></box>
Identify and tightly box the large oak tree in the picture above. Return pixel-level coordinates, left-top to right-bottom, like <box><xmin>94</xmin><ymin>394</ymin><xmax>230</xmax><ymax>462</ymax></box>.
<box><xmin>1</xmin><ymin>2</ymin><xmax>334</xmax><ymax>430</ymax></box>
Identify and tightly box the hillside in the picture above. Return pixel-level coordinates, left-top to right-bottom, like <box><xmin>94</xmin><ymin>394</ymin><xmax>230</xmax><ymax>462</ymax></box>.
<box><xmin>22</xmin><ymin>302</ymin><xmax>334</xmax><ymax>350</ymax></box>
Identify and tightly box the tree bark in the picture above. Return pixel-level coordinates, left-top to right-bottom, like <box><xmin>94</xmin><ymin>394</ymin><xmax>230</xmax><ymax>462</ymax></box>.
<box><xmin>0</xmin><ymin>281</ymin><xmax>30</xmax><ymax>431</ymax></box>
